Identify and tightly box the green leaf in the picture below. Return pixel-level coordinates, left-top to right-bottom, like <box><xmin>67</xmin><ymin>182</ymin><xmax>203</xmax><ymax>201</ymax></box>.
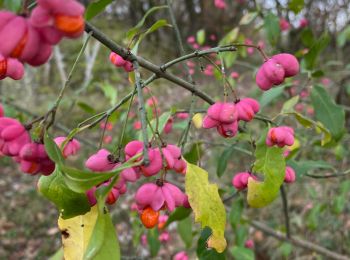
<box><xmin>304</xmin><ymin>33</ymin><xmax>330</xmax><ymax>70</ymax></box>
<box><xmin>4</xmin><ymin>0</ymin><xmax>21</xmax><ymax>12</ymax></box>
<box><xmin>311</xmin><ymin>85</ymin><xmax>345</xmax><ymax>141</ymax></box>
<box><xmin>300</xmin><ymin>29</ymin><xmax>315</xmax><ymax>48</ymax></box>
<box><xmin>84</xmin><ymin>205</ymin><xmax>120</xmax><ymax>259</ymax></box>
<box><xmin>184</xmin><ymin>142</ymin><xmax>203</xmax><ymax>164</ymax></box>
<box><xmin>164</xmin><ymin>207</ymin><xmax>192</xmax><ymax>228</ymax></box>
<box><xmin>197</xmin><ymin>29</ymin><xmax>206</xmax><ymax>45</ymax></box>
<box><xmin>288</xmin><ymin>160</ymin><xmax>335</xmax><ymax>177</ymax></box>
<box><xmin>99</xmin><ymin>83</ymin><xmax>117</xmax><ymax>106</ymax></box>
<box><xmin>231</xmin><ymin>246</ymin><xmax>255</xmax><ymax>260</ymax></box>
<box><xmin>197</xmin><ymin>227</ymin><xmax>226</xmax><ymax>259</ymax></box>
<box><xmin>185</xmin><ymin>163</ymin><xmax>227</xmax><ymax>253</ymax></box>
<box><xmin>177</xmin><ymin>217</ymin><xmax>193</xmax><ymax>248</ymax></box>
<box><xmin>259</xmin><ymin>85</ymin><xmax>287</xmax><ymax>108</ymax></box>
<box><xmin>49</xmin><ymin>248</ymin><xmax>63</xmax><ymax>260</ymax></box>
<box><xmin>216</xmin><ymin>145</ymin><xmax>235</xmax><ymax>178</ymax></box>
<box><xmin>38</xmin><ymin>168</ymin><xmax>91</xmax><ymax>219</ymax></box>
<box><xmin>281</xmin><ymin>95</ymin><xmax>299</xmax><ymax>113</ymax></box>
<box><xmin>279</xmin><ymin>242</ymin><xmax>293</xmax><ymax>257</ymax></box>
<box><xmin>239</xmin><ymin>12</ymin><xmax>258</xmax><ymax>25</ymax></box>
<box><xmin>234</xmin><ymin>225</ymin><xmax>248</xmax><ymax>247</ymax></box>
<box><xmin>138</xmin><ymin>111</ymin><xmax>171</xmax><ymax>141</ymax></box>
<box><xmin>85</xmin><ymin>0</ymin><xmax>113</xmax><ymax>20</ymax></box>
<box><xmin>126</xmin><ymin>5</ymin><xmax>168</xmax><ymax>40</ymax></box>
<box><xmin>264</xmin><ymin>12</ymin><xmax>280</xmax><ymax>46</ymax></box>
<box><xmin>286</xmin><ymin>112</ymin><xmax>332</xmax><ymax>145</ymax></box>
<box><xmin>44</xmin><ymin>132</ymin><xmax>64</xmax><ymax>165</ymax></box>
<box><xmin>219</xmin><ymin>27</ymin><xmax>239</xmax><ymax>45</ymax></box>
<box><xmin>132</xmin><ymin>19</ymin><xmax>170</xmax><ymax>54</ymax></box>
<box><xmin>229</xmin><ymin>198</ymin><xmax>244</xmax><ymax>229</ymax></box>
<box><xmin>77</xmin><ymin>101</ymin><xmax>96</xmax><ymax>114</ymax></box>
<box><xmin>288</xmin><ymin>0</ymin><xmax>304</xmax><ymax>14</ymax></box>
<box><xmin>337</xmin><ymin>25</ymin><xmax>350</xmax><ymax>47</ymax></box>
<box><xmin>247</xmin><ymin>133</ymin><xmax>286</xmax><ymax>208</ymax></box>
<box><xmin>60</xmin><ymin>165</ymin><xmax>118</xmax><ymax>193</ymax></box>
<box><xmin>147</xmin><ymin>228</ymin><xmax>161</xmax><ymax>257</ymax></box>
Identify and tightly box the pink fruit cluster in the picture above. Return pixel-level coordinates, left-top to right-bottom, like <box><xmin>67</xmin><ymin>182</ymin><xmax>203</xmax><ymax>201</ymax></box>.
<box><xmin>85</xmin><ymin>149</ymin><xmax>134</xmax><ymax>206</ymax></box>
<box><xmin>203</xmin><ymin>98</ymin><xmax>260</xmax><ymax>138</ymax></box>
<box><xmin>285</xmin><ymin>166</ymin><xmax>296</xmax><ymax>183</ymax></box>
<box><xmin>266</xmin><ymin>126</ymin><xmax>294</xmax><ymax>147</ymax></box>
<box><xmin>17</xmin><ymin>142</ymin><xmax>55</xmax><ymax>175</ymax></box>
<box><xmin>279</xmin><ymin>18</ymin><xmax>291</xmax><ymax>31</ymax></box>
<box><xmin>214</xmin><ymin>0</ymin><xmax>227</xmax><ymax>9</ymax></box>
<box><xmin>232</xmin><ymin>172</ymin><xmax>256</xmax><ymax>190</ymax></box>
<box><xmin>135</xmin><ymin>181</ymin><xmax>189</xmax><ymax>212</ymax></box>
<box><xmin>84</xmin><ymin>140</ymin><xmax>187</xmax><ymax>207</ymax></box>
<box><xmin>0</xmin><ymin>108</ymin><xmax>81</xmax><ymax>176</ymax></box>
<box><xmin>256</xmin><ymin>53</ymin><xmax>299</xmax><ymax>91</ymax></box>
<box><xmin>54</xmin><ymin>136</ymin><xmax>80</xmax><ymax>158</ymax></box>
<box><xmin>125</xmin><ymin>141</ymin><xmax>187</xmax><ymax>175</ymax></box>
<box><xmin>173</xmin><ymin>251</ymin><xmax>189</xmax><ymax>260</ymax></box>
<box><xmin>0</xmin><ymin>0</ymin><xmax>85</xmax><ymax>80</ymax></box>
<box><xmin>0</xmin><ymin>54</ymin><xmax>24</xmax><ymax>80</ymax></box>
<box><xmin>232</xmin><ymin>165</ymin><xmax>296</xmax><ymax>190</ymax></box>
<box><xmin>109</xmin><ymin>52</ymin><xmax>134</xmax><ymax>72</ymax></box>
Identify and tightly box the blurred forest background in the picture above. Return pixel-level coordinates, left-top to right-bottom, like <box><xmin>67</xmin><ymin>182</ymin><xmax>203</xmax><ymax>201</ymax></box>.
<box><xmin>1</xmin><ymin>0</ymin><xmax>350</xmax><ymax>259</ymax></box>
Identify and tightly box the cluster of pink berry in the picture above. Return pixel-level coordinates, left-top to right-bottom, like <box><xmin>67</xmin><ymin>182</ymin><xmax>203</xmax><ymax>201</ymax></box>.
<box><xmin>0</xmin><ymin>105</ymin><xmax>80</xmax><ymax>175</ymax></box>
<box><xmin>203</xmin><ymin>98</ymin><xmax>260</xmax><ymax>138</ymax></box>
<box><xmin>232</xmin><ymin>126</ymin><xmax>297</xmax><ymax>190</ymax></box>
<box><xmin>84</xmin><ymin>139</ymin><xmax>188</xmax><ymax>228</ymax></box>
<box><xmin>109</xmin><ymin>52</ymin><xmax>134</xmax><ymax>72</ymax></box>
<box><xmin>244</xmin><ymin>38</ymin><xmax>265</xmax><ymax>55</ymax></box>
<box><xmin>280</xmin><ymin>17</ymin><xmax>309</xmax><ymax>31</ymax></box>
<box><xmin>256</xmin><ymin>53</ymin><xmax>299</xmax><ymax>91</ymax></box>
<box><xmin>0</xmin><ymin>0</ymin><xmax>85</xmax><ymax>80</ymax></box>
<box><xmin>214</xmin><ymin>0</ymin><xmax>227</xmax><ymax>9</ymax></box>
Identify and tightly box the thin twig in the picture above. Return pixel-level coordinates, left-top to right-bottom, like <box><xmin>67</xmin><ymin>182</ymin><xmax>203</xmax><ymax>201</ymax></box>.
<box><xmin>166</xmin><ymin>0</ymin><xmax>197</xmax><ymax>151</ymax></box>
<box><xmin>305</xmin><ymin>170</ymin><xmax>350</xmax><ymax>179</ymax></box>
<box><xmin>84</xmin><ymin>22</ymin><xmax>215</xmax><ymax>105</ymax></box>
<box><xmin>133</xmin><ymin>60</ymin><xmax>149</xmax><ymax>165</ymax></box>
<box><xmin>250</xmin><ymin>220</ymin><xmax>350</xmax><ymax>260</ymax></box>
<box><xmin>280</xmin><ymin>185</ymin><xmax>291</xmax><ymax>238</ymax></box>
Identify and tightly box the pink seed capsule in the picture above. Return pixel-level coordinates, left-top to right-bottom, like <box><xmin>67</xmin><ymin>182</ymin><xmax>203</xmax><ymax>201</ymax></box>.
<box><xmin>284</xmin><ymin>166</ymin><xmax>296</xmax><ymax>183</ymax></box>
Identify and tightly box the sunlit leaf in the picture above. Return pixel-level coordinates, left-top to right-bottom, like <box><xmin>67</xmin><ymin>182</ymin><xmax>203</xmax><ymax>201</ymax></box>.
<box><xmin>185</xmin><ymin>163</ymin><xmax>227</xmax><ymax>253</ymax></box>
<box><xmin>239</xmin><ymin>12</ymin><xmax>258</xmax><ymax>25</ymax></box>
<box><xmin>196</xmin><ymin>29</ymin><xmax>206</xmax><ymax>45</ymax></box>
<box><xmin>281</xmin><ymin>95</ymin><xmax>299</xmax><ymax>113</ymax></box>
<box><xmin>58</xmin><ymin>205</ymin><xmax>98</xmax><ymax>259</ymax></box>
<box><xmin>192</xmin><ymin>113</ymin><xmax>203</xmax><ymax>129</ymax></box>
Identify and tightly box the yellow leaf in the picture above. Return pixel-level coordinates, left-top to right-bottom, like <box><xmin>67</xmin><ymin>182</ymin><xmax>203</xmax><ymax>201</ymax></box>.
<box><xmin>192</xmin><ymin>113</ymin><xmax>203</xmax><ymax>129</ymax></box>
<box><xmin>185</xmin><ymin>163</ymin><xmax>227</xmax><ymax>253</ymax></box>
<box><xmin>58</xmin><ymin>206</ymin><xmax>98</xmax><ymax>260</ymax></box>
<box><xmin>289</xmin><ymin>138</ymin><xmax>300</xmax><ymax>151</ymax></box>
